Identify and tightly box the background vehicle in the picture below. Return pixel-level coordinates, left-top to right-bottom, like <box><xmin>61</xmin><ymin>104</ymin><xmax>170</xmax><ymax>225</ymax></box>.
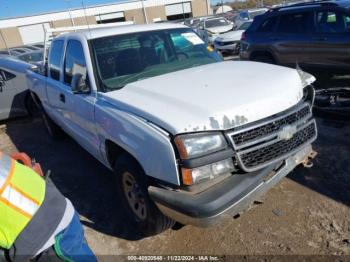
<box><xmin>240</xmin><ymin>1</ymin><xmax>350</xmax><ymax>76</ymax></box>
<box><xmin>0</xmin><ymin>45</ymin><xmax>44</xmax><ymax>64</ymax></box>
<box><xmin>28</xmin><ymin>23</ymin><xmax>317</xmax><ymax>236</ymax></box>
<box><xmin>313</xmin><ymin>87</ymin><xmax>350</xmax><ymax>120</ymax></box>
<box><xmin>235</xmin><ymin>8</ymin><xmax>268</xmax><ymax>27</ymax></box>
<box><xmin>197</xmin><ymin>17</ymin><xmax>234</xmax><ymax>44</ymax></box>
<box><xmin>0</xmin><ymin>56</ymin><xmax>37</xmax><ymax>120</ymax></box>
<box><xmin>16</xmin><ymin>50</ymin><xmax>44</xmax><ymax>64</ymax></box>
<box><xmin>214</xmin><ymin>20</ymin><xmax>253</xmax><ymax>55</ymax></box>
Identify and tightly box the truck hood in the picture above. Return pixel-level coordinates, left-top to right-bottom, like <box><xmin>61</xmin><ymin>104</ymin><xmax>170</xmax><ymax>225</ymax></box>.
<box><xmin>216</xmin><ymin>30</ymin><xmax>244</xmax><ymax>42</ymax></box>
<box><xmin>100</xmin><ymin>61</ymin><xmax>306</xmax><ymax>135</ymax></box>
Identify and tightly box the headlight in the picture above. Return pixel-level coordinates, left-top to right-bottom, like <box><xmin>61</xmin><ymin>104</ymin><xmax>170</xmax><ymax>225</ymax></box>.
<box><xmin>207</xmin><ymin>31</ymin><xmax>213</xmax><ymax>37</ymax></box>
<box><xmin>174</xmin><ymin>133</ymin><xmax>227</xmax><ymax>159</ymax></box>
<box><xmin>175</xmin><ymin>133</ymin><xmax>235</xmax><ymax>185</ymax></box>
<box><xmin>182</xmin><ymin>158</ymin><xmax>235</xmax><ymax>185</ymax></box>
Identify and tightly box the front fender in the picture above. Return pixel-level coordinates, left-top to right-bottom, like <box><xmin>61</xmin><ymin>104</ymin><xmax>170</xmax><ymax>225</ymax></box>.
<box><xmin>96</xmin><ymin>100</ymin><xmax>180</xmax><ymax>185</ymax></box>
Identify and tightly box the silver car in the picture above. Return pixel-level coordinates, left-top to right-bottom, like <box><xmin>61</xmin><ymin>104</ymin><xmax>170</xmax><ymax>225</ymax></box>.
<box><xmin>0</xmin><ymin>55</ymin><xmax>37</xmax><ymax>120</ymax></box>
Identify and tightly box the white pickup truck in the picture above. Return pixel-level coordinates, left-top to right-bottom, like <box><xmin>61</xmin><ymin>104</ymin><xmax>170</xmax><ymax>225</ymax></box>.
<box><xmin>28</xmin><ymin>23</ymin><xmax>318</xmax><ymax>236</ymax></box>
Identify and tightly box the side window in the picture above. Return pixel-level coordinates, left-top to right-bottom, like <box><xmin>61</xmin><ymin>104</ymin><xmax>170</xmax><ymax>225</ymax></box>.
<box><xmin>0</xmin><ymin>69</ymin><xmax>15</xmax><ymax>81</ymax></box>
<box><xmin>276</xmin><ymin>12</ymin><xmax>311</xmax><ymax>34</ymax></box>
<box><xmin>316</xmin><ymin>11</ymin><xmax>347</xmax><ymax>33</ymax></box>
<box><xmin>257</xmin><ymin>16</ymin><xmax>278</xmax><ymax>32</ymax></box>
<box><xmin>64</xmin><ymin>40</ymin><xmax>87</xmax><ymax>87</ymax></box>
<box><xmin>49</xmin><ymin>40</ymin><xmax>64</xmax><ymax>81</ymax></box>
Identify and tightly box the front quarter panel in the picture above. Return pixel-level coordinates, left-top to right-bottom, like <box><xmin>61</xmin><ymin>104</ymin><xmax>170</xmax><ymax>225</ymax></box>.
<box><xmin>96</xmin><ymin>97</ymin><xmax>180</xmax><ymax>185</ymax></box>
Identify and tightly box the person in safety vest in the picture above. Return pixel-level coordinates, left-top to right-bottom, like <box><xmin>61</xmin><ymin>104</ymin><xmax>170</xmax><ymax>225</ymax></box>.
<box><xmin>0</xmin><ymin>151</ymin><xmax>97</xmax><ymax>262</ymax></box>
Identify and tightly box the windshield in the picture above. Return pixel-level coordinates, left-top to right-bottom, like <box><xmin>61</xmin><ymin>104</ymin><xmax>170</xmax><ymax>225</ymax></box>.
<box><xmin>238</xmin><ymin>21</ymin><xmax>252</xmax><ymax>30</ymax></box>
<box><xmin>205</xmin><ymin>18</ymin><xmax>230</xmax><ymax>28</ymax></box>
<box><xmin>91</xmin><ymin>28</ymin><xmax>222</xmax><ymax>92</ymax></box>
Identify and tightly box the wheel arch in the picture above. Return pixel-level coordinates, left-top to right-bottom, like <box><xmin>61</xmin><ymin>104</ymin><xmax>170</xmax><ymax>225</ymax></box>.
<box><xmin>105</xmin><ymin>139</ymin><xmax>143</xmax><ymax>172</ymax></box>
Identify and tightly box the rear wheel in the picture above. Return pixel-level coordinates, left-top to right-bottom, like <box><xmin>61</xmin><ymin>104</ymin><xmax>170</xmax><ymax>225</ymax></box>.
<box><xmin>115</xmin><ymin>154</ymin><xmax>175</xmax><ymax>236</ymax></box>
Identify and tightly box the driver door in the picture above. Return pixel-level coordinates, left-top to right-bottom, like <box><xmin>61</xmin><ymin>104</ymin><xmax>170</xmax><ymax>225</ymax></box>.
<box><xmin>60</xmin><ymin>39</ymin><xmax>100</xmax><ymax>160</ymax></box>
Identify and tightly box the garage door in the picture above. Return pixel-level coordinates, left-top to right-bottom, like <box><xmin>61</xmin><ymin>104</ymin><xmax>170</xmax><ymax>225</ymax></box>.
<box><xmin>165</xmin><ymin>2</ymin><xmax>192</xmax><ymax>16</ymax></box>
<box><xmin>96</xmin><ymin>12</ymin><xmax>125</xmax><ymax>23</ymax></box>
<box><xmin>19</xmin><ymin>23</ymin><xmax>49</xmax><ymax>45</ymax></box>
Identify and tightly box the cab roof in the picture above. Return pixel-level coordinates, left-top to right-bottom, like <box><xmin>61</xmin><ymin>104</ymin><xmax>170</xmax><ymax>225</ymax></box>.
<box><xmin>55</xmin><ymin>23</ymin><xmax>188</xmax><ymax>41</ymax></box>
<box><xmin>271</xmin><ymin>0</ymin><xmax>350</xmax><ymax>11</ymax></box>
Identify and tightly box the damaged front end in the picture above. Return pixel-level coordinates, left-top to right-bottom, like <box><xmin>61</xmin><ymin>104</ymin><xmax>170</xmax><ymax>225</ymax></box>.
<box><xmin>148</xmin><ymin>69</ymin><xmax>318</xmax><ymax>227</ymax></box>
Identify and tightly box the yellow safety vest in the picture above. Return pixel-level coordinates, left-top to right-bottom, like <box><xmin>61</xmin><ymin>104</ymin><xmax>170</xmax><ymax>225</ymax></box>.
<box><xmin>0</xmin><ymin>152</ymin><xmax>46</xmax><ymax>249</ymax></box>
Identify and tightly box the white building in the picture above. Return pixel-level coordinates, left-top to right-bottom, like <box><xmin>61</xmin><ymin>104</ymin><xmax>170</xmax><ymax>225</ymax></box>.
<box><xmin>0</xmin><ymin>0</ymin><xmax>210</xmax><ymax>48</ymax></box>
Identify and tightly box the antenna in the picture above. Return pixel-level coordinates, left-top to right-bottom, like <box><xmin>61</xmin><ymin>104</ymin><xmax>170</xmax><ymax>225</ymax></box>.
<box><xmin>65</xmin><ymin>0</ymin><xmax>76</xmax><ymax>31</ymax></box>
<box><xmin>81</xmin><ymin>0</ymin><xmax>92</xmax><ymax>36</ymax></box>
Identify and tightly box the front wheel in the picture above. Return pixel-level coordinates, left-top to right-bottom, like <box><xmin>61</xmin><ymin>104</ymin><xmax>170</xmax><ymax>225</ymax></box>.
<box><xmin>115</xmin><ymin>154</ymin><xmax>175</xmax><ymax>236</ymax></box>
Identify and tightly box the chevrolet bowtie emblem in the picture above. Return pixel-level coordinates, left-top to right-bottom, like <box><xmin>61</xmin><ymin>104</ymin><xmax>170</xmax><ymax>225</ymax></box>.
<box><xmin>278</xmin><ymin>125</ymin><xmax>297</xmax><ymax>141</ymax></box>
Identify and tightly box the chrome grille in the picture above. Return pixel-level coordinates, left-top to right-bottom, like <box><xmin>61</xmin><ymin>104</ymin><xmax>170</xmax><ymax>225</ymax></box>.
<box><xmin>232</xmin><ymin>104</ymin><xmax>311</xmax><ymax>148</ymax></box>
<box><xmin>226</xmin><ymin>103</ymin><xmax>317</xmax><ymax>172</ymax></box>
<box><xmin>238</xmin><ymin>121</ymin><xmax>316</xmax><ymax>170</ymax></box>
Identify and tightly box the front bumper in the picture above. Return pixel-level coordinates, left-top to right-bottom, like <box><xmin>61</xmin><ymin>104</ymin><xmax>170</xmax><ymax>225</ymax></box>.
<box><xmin>149</xmin><ymin>145</ymin><xmax>313</xmax><ymax>227</ymax></box>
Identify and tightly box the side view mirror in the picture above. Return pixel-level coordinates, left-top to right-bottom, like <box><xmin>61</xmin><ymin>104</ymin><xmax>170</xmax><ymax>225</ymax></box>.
<box><xmin>30</xmin><ymin>65</ymin><xmax>39</xmax><ymax>74</ymax></box>
<box><xmin>71</xmin><ymin>73</ymin><xmax>88</xmax><ymax>94</ymax></box>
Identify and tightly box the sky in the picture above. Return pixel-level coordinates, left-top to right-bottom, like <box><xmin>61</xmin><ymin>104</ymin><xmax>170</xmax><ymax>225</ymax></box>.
<box><xmin>0</xmin><ymin>0</ymin><xmax>224</xmax><ymax>20</ymax></box>
<box><xmin>0</xmin><ymin>0</ymin><xmax>127</xmax><ymax>19</ymax></box>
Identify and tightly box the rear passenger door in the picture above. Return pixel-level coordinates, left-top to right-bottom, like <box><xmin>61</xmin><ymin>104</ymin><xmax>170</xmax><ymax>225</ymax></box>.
<box><xmin>273</xmin><ymin>11</ymin><xmax>314</xmax><ymax>67</ymax></box>
<box><xmin>309</xmin><ymin>9</ymin><xmax>350</xmax><ymax>71</ymax></box>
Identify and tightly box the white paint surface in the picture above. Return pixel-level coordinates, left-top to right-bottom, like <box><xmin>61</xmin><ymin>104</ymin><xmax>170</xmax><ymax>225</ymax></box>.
<box><xmin>102</xmin><ymin>61</ymin><xmax>306</xmax><ymax>134</ymax></box>
<box><xmin>165</xmin><ymin>2</ymin><xmax>192</xmax><ymax>16</ymax></box>
<box><xmin>19</xmin><ymin>23</ymin><xmax>49</xmax><ymax>44</ymax></box>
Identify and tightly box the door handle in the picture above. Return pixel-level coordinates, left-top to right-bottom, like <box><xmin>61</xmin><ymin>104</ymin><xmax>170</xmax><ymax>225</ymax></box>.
<box><xmin>59</xmin><ymin>93</ymin><xmax>65</xmax><ymax>103</ymax></box>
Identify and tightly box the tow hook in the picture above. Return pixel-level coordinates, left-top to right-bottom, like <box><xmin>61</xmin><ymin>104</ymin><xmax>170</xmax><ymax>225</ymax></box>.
<box><xmin>302</xmin><ymin>150</ymin><xmax>318</xmax><ymax>168</ymax></box>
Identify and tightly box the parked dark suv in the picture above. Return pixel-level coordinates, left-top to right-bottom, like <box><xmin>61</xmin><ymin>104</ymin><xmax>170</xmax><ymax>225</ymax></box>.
<box><xmin>240</xmin><ymin>0</ymin><xmax>350</xmax><ymax>75</ymax></box>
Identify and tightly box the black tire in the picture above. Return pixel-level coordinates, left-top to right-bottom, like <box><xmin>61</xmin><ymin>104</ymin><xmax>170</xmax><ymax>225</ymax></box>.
<box><xmin>114</xmin><ymin>154</ymin><xmax>175</xmax><ymax>236</ymax></box>
<box><xmin>313</xmin><ymin>88</ymin><xmax>350</xmax><ymax>121</ymax></box>
<box><xmin>37</xmin><ymin>102</ymin><xmax>64</xmax><ymax>139</ymax></box>
<box><xmin>251</xmin><ymin>54</ymin><xmax>276</xmax><ymax>64</ymax></box>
